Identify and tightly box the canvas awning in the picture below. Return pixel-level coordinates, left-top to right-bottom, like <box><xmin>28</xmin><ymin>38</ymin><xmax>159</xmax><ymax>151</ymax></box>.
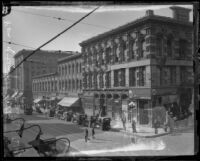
<box><xmin>58</xmin><ymin>97</ymin><xmax>79</xmax><ymax>107</ymax></box>
<box><xmin>4</xmin><ymin>95</ymin><xmax>10</xmax><ymax>100</ymax></box>
<box><xmin>16</xmin><ymin>92</ymin><xmax>23</xmax><ymax>100</ymax></box>
<box><xmin>11</xmin><ymin>91</ymin><xmax>18</xmax><ymax>98</ymax></box>
<box><xmin>49</xmin><ymin>97</ymin><xmax>56</xmax><ymax>101</ymax></box>
<box><xmin>34</xmin><ymin>97</ymin><xmax>44</xmax><ymax>103</ymax></box>
<box><xmin>129</xmin><ymin>101</ymin><xmax>136</xmax><ymax>106</ymax></box>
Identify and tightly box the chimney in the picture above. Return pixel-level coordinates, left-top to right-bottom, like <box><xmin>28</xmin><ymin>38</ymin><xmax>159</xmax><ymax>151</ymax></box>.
<box><xmin>170</xmin><ymin>6</ymin><xmax>191</xmax><ymax>22</ymax></box>
<box><xmin>146</xmin><ymin>10</ymin><xmax>154</xmax><ymax>16</ymax></box>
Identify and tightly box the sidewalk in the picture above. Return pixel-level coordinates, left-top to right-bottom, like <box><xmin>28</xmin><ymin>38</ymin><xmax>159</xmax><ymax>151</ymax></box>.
<box><xmin>110</xmin><ymin>121</ymin><xmax>170</xmax><ymax>138</ymax></box>
<box><xmin>63</xmin><ymin>130</ymin><xmax>166</xmax><ymax>156</ymax></box>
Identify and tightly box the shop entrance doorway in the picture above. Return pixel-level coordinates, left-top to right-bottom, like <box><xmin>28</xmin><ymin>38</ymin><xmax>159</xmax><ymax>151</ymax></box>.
<box><xmin>138</xmin><ymin>100</ymin><xmax>150</xmax><ymax>125</ymax></box>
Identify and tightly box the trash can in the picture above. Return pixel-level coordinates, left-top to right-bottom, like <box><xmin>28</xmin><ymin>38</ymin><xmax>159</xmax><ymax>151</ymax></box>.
<box><xmin>102</xmin><ymin>118</ymin><xmax>111</xmax><ymax>131</ymax></box>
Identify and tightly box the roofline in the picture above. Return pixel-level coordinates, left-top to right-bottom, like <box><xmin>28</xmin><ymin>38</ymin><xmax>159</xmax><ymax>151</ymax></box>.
<box><xmin>14</xmin><ymin>49</ymin><xmax>74</xmax><ymax>58</ymax></box>
<box><xmin>79</xmin><ymin>15</ymin><xmax>193</xmax><ymax>46</ymax></box>
<box><xmin>32</xmin><ymin>72</ymin><xmax>57</xmax><ymax>79</ymax></box>
<box><xmin>58</xmin><ymin>53</ymin><xmax>82</xmax><ymax>63</ymax></box>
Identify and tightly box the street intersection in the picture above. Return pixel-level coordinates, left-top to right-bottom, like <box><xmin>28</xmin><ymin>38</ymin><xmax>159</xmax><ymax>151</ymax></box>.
<box><xmin>4</xmin><ymin>111</ymin><xmax>195</xmax><ymax>157</ymax></box>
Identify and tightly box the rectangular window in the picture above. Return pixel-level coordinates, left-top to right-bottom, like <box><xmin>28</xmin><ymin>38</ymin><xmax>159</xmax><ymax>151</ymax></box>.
<box><xmin>170</xmin><ymin>66</ymin><xmax>176</xmax><ymax>85</ymax></box>
<box><xmin>129</xmin><ymin>68</ymin><xmax>136</xmax><ymax>86</ymax></box>
<box><xmin>179</xmin><ymin>39</ymin><xmax>187</xmax><ymax>58</ymax></box>
<box><xmin>114</xmin><ymin>70</ymin><xmax>119</xmax><ymax>87</ymax></box>
<box><xmin>121</xmin><ymin>69</ymin><xmax>126</xmax><ymax>86</ymax></box>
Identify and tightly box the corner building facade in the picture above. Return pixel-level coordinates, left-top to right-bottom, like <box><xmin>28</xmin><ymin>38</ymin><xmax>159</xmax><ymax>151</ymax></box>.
<box><xmin>80</xmin><ymin>7</ymin><xmax>193</xmax><ymax>127</ymax></box>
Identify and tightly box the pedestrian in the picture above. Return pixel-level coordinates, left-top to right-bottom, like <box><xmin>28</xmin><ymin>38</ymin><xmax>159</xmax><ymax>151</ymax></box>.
<box><xmin>92</xmin><ymin>124</ymin><xmax>95</xmax><ymax>139</ymax></box>
<box><xmin>132</xmin><ymin>120</ymin><xmax>137</xmax><ymax>133</ymax></box>
<box><xmin>122</xmin><ymin>114</ymin><xmax>126</xmax><ymax>131</ymax></box>
<box><xmin>154</xmin><ymin>118</ymin><xmax>159</xmax><ymax>134</ymax></box>
<box><xmin>85</xmin><ymin>128</ymin><xmax>89</xmax><ymax>142</ymax></box>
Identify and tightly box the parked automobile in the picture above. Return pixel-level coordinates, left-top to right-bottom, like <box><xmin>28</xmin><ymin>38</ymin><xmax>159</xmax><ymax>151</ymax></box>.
<box><xmin>61</xmin><ymin>111</ymin><xmax>73</xmax><ymax>121</ymax></box>
<box><xmin>55</xmin><ymin>107</ymin><xmax>65</xmax><ymax>119</ymax></box>
<box><xmin>49</xmin><ymin>108</ymin><xmax>55</xmax><ymax>117</ymax></box>
<box><xmin>24</xmin><ymin>107</ymin><xmax>33</xmax><ymax>115</ymax></box>
<box><xmin>36</xmin><ymin>106</ymin><xmax>42</xmax><ymax>114</ymax></box>
<box><xmin>66</xmin><ymin>111</ymin><xmax>73</xmax><ymax>121</ymax></box>
<box><xmin>97</xmin><ymin>117</ymin><xmax>111</xmax><ymax>131</ymax></box>
<box><xmin>77</xmin><ymin>114</ymin><xmax>88</xmax><ymax>126</ymax></box>
<box><xmin>71</xmin><ymin>113</ymin><xmax>78</xmax><ymax>123</ymax></box>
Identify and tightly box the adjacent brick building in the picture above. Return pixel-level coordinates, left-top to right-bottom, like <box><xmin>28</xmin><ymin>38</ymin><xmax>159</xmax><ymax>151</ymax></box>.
<box><xmin>79</xmin><ymin>6</ymin><xmax>193</xmax><ymax>127</ymax></box>
<box><xmin>14</xmin><ymin>49</ymin><xmax>72</xmax><ymax>107</ymax></box>
<box><xmin>32</xmin><ymin>52</ymin><xmax>83</xmax><ymax>112</ymax></box>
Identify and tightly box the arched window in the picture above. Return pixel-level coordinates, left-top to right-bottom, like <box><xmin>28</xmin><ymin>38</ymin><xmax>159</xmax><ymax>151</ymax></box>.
<box><xmin>156</xmin><ymin>34</ymin><xmax>163</xmax><ymax>56</ymax></box>
<box><xmin>76</xmin><ymin>79</ymin><xmax>79</xmax><ymax>90</ymax></box>
<box><xmin>76</xmin><ymin>63</ymin><xmax>78</xmax><ymax>73</ymax></box>
<box><xmin>72</xmin><ymin>64</ymin><xmax>74</xmax><ymax>74</ymax></box>
<box><xmin>72</xmin><ymin>79</ymin><xmax>74</xmax><ymax>91</ymax></box>
<box><xmin>179</xmin><ymin>39</ymin><xmax>187</xmax><ymax>58</ymax></box>
<box><xmin>167</xmin><ymin>35</ymin><xmax>173</xmax><ymax>57</ymax></box>
<box><xmin>65</xmin><ymin>65</ymin><xmax>67</xmax><ymax>75</ymax></box>
<box><xmin>80</xmin><ymin>80</ymin><xmax>82</xmax><ymax>90</ymax></box>
<box><xmin>140</xmin><ymin>37</ymin><xmax>145</xmax><ymax>58</ymax></box>
<box><xmin>80</xmin><ymin>63</ymin><xmax>82</xmax><ymax>73</ymax></box>
<box><xmin>69</xmin><ymin>65</ymin><xmax>71</xmax><ymax>74</ymax></box>
<box><xmin>69</xmin><ymin>80</ymin><xmax>72</xmax><ymax>91</ymax></box>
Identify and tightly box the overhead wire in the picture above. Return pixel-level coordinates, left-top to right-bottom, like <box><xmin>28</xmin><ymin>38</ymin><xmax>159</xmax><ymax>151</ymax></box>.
<box><xmin>13</xmin><ymin>8</ymin><xmax>111</xmax><ymax>30</ymax></box>
<box><xmin>7</xmin><ymin>6</ymin><xmax>101</xmax><ymax>77</ymax></box>
<box><xmin>3</xmin><ymin>41</ymin><xmax>35</xmax><ymax>49</ymax></box>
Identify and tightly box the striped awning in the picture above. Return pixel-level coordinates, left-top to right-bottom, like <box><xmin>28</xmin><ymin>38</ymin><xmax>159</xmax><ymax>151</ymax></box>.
<box><xmin>58</xmin><ymin>97</ymin><xmax>79</xmax><ymax>107</ymax></box>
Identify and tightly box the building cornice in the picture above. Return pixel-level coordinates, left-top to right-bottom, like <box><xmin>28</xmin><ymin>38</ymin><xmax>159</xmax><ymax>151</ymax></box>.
<box><xmin>58</xmin><ymin>53</ymin><xmax>82</xmax><ymax>63</ymax></box>
<box><xmin>79</xmin><ymin>15</ymin><xmax>192</xmax><ymax>46</ymax></box>
<box><xmin>32</xmin><ymin>72</ymin><xmax>57</xmax><ymax>79</ymax></box>
<box><xmin>14</xmin><ymin>49</ymin><xmax>74</xmax><ymax>59</ymax></box>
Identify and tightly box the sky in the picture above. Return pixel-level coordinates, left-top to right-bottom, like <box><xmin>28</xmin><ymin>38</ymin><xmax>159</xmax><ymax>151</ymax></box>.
<box><xmin>3</xmin><ymin>4</ymin><xmax>193</xmax><ymax>73</ymax></box>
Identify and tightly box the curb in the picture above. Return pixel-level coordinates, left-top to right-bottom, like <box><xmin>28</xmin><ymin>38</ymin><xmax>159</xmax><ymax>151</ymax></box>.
<box><xmin>119</xmin><ymin>130</ymin><xmax>171</xmax><ymax>138</ymax></box>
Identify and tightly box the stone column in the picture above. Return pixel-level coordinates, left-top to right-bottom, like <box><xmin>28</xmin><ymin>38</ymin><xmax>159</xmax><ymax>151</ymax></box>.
<box><xmin>176</xmin><ymin>66</ymin><xmax>180</xmax><ymax>85</ymax></box>
<box><xmin>125</xmin><ymin>68</ymin><xmax>129</xmax><ymax>87</ymax></box>
<box><xmin>111</xmin><ymin>70</ymin><xmax>114</xmax><ymax>88</ymax></box>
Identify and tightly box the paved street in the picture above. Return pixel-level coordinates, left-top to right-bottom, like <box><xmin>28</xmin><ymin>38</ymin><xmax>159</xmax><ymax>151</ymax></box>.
<box><xmin>4</xmin><ymin>111</ymin><xmax>195</xmax><ymax>157</ymax></box>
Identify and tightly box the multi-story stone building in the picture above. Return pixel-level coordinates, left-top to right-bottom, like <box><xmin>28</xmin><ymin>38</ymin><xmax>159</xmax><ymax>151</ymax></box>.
<box><xmin>32</xmin><ymin>53</ymin><xmax>83</xmax><ymax>112</ymax></box>
<box><xmin>5</xmin><ymin>66</ymin><xmax>16</xmax><ymax>97</ymax></box>
<box><xmin>80</xmin><ymin>6</ymin><xmax>193</xmax><ymax>127</ymax></box>
<box><xmin>14</xmin><ymin>49</ymin><xmax>72</xmax><ymax>107</ymax></box>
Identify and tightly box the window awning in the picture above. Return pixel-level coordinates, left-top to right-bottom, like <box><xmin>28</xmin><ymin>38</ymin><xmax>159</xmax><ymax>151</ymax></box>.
<box><xmin>11</xmin><ymin>91</ymin><xmax>18</xmax><ymax>98</ymax></box>
<box><xmin>49</xmin><ymin>97</ymin><xmax>56</xmax><ymax>101</ymax></box>
<box><xmin>4</xmin><ymin>95</ymin><xmax>10</xmax><ymax>100</ymax></box>
<box><xmin>34</xmin><ymin>97</ymin><xmax>44</xmax><ymax>103</ymax></box>
<box><xmin>16</xmin><ymin>92</ymin><xmax>23</xmax><ymax>99</ymax></box>
<box><xmin>58</xmin><ymin>97</ymin><xmax>79</xmax><ymax>107</ymax></box>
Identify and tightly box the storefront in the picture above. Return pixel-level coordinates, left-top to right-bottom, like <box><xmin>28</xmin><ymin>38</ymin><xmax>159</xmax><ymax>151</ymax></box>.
<box><xmin>128</xmin><ymin>88</ymin><xmax>152</xmax><ymax>127</ymax></box>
